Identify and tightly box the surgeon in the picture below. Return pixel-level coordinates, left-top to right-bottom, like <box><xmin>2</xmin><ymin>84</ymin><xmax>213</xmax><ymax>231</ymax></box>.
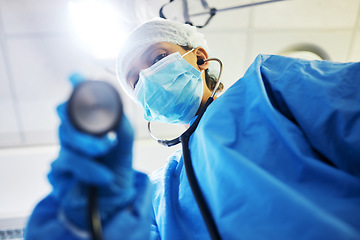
<box><xmin>26</xmin><ymin>18</ymin><xmax>360</xmax><ymax>240</ymax></box>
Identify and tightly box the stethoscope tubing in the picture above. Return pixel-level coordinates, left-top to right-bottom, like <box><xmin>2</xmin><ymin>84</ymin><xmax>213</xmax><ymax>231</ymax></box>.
<box><xmin>147</xmin><ymin>57</ymin><xmax>224</xmax><ymax>240</ymax></box>
<box><xmin>180</xmin><ymin>96</ymin><xmax>222</xmax><ymax>240</ymax></box>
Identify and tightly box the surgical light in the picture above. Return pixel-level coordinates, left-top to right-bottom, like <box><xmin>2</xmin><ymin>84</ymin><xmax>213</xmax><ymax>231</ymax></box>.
<box><xmin>68</xmin><ymin>0</ymin><xmax>126</xmax><ymax>59</ymax></box>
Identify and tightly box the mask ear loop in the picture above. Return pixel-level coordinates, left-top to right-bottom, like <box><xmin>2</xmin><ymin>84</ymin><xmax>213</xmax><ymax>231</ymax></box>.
<box><xmin>181</xmin><ymin>48</ymin><xmax>195</xmax><ymax>58</ymax></box>
<box><xmin>147</xmin><ymin>56</ymin><xmax>223</xmax><ymax>147</ymax></box>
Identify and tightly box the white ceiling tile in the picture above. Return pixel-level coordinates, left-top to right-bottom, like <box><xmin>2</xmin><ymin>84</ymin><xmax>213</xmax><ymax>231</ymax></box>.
<box><xmin>0</xmin><ymin>40</ymin><xmax>21</xmax><ymax>146</ymax></box>
<box><xmin>252</xmin><ymin>0</ymin><xmax>360</xmax><ymax>29</ymax></box>
<box><xmin>0</xmin><ymin>102</ymin><xmax>20</xmax><ymax>133</ymax></box>
<box><xmin>0</xmin><ymin>133</ymin><xmax>21</xmax><ymax>147</ymax></box>
<box><xmin>0</xmin><ymin>0</ymin><xmax>74</xmax><ymax>34</ymax></box>
<box><xmin>0</xmin><ymin>103</ymin><xmax>21</xmax><ymax>147</ymax></box>
<box><xmin>20</xmin><ymin>100</ymin><xmax>59</xmax><ymax>134</ymax></box>
<box><xmin>349</xmin><ymin>31</ymin><xmax>360</xmax><ymax>61</ymax></box>
<box><xmin>247</xmin><ymin>30</ymin><xmax>353</xmax><ymax>67</ymax></box>
<box><xmin>6</xmin><ymin>36</ymin><xmax>118</xmax><ymax>144</ymax></box>
<box><xmin>200</xmin><ymin>30</ymin><xmax>248</xmax><ymax>88</ymax></box>
<box><xmin>358</xmin><ymin>4</ymin><xmax>360</xmax><ymax>30</ymax></box>
<box><xmin>0</xmin><ymin>40</ymin><xmax>11</xmax><ymax>101</ymax></box>
<box><xmin>7</xmin><ymin>37</ymin><xmax>117</xmax><ymax>101</ymax></box>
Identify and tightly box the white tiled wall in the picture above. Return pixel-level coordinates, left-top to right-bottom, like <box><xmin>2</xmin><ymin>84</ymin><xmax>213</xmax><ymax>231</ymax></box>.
<box><xmin>252</xmin><ymin>0</ymin><xmax>360</xmax><ymax>29</ymax></box>
<box><xmin>201</xmin><ymin>30</ymin><xmax>249</xmax><ymax>88</ymax></box>
<box><xmin>0</xmin><ymin>34</ymin><xmax>22</xmax><ymax>146</ymax></box>
<box><xmin>248</xmin><ymin>30</ymin><xmax>354</xmax><ymax>64</ymax></box>
<box><xmin>0</xmin><ymin>140</ymin><xmax>178</xmax><ymax>221</ymax></box>
<box><xmin>349</xmin><ymin>30</ymin><xmax>360</xmax><ymax>61</ymax></box>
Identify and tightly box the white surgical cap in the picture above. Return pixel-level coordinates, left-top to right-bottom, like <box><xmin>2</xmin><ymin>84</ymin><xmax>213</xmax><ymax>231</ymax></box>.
<box><xmin>116</xmin><ymin>18</ymin><xmax>211</xmax><ymax>98</ymax></box>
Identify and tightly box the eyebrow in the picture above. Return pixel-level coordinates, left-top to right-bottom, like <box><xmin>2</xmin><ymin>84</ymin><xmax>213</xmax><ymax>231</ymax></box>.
<box><xmin>125</xmin><ymin>46</ymin><xmax>156</xmax><ymax>82</ymax></box>
<box><xmin>125</xmin><ymin>44</ymin><xmax>167</xmax><ymax>85</ymax></box>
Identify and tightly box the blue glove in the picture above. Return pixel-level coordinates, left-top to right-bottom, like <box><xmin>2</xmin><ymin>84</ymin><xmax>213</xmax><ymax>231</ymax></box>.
<box><xmin>48</xmin><ymin>74</ymin><xmax>136</xmax><ymax>230</ymax></box>
<box><xmin>26</xmin><ymin>74</ymin><xmax>152</xmax><ymax>240</ymax></box>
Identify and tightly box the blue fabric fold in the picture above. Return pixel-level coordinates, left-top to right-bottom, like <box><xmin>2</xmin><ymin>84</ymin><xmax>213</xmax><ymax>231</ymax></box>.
<box><xmin>151</xmin><ymin>55</ymin><xmax>360</xmax><ymax>239</ymax></box>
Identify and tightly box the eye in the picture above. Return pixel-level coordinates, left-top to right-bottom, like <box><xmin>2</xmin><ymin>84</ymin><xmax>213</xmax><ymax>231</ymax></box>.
<box><xmin>133</xmin><ymin>79</ymin><xmax>139</xmax><ymax>89</ymax></box>
<box><xmin>153</xmin><ymin>53</ymin><xmax>167</xmax><ymax>65</ymax></box>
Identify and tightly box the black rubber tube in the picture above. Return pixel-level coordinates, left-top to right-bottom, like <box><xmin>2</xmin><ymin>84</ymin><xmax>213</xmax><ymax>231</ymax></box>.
<box><xmin>89</xmin><ymin>186</ymin><xmax>103</xmax><ymax>240</ymax></box>
<box><xmin>180</xmin><ymin>97</ymin><xmax>221</xmax><ymax>240</ymax></box>
<box><xmin>68</xmin><ymin>81</ymin><xmax>123</xmax><ymax>240</ymax></box>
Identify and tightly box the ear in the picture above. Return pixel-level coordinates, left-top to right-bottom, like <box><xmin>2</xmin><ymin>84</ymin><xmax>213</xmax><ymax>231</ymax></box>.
<box><xmin>194</xmin><ymin>47</ymin><xmax>209</xmax><ymax>71</ymax></box>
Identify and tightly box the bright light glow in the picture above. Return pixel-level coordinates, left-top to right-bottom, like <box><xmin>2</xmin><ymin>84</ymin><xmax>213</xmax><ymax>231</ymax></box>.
<box><xmin>68</xmin><ymin>0</ymin><xmax>126</xmax><ymax>59</ymax></box>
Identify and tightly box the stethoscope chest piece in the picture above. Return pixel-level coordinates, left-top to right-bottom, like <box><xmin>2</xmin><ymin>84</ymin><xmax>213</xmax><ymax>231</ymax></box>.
<box><xmin>68</xmin><ymin>81</ymin><xmax>123</xmax><ymax>136</ymax></box>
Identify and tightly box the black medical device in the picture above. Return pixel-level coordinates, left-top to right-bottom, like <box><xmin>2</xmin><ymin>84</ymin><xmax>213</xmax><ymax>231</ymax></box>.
<box><xmin>68</xmin><ymin>80</ymin><xmax>123</xmax><ymax>240</ymax></box>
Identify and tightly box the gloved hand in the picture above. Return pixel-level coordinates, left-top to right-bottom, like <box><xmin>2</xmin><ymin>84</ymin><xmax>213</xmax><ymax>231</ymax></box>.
<box><xmin>48</xmin><ymin>74</ymin><xmax>135</xmax><ymax>230</ymax></box>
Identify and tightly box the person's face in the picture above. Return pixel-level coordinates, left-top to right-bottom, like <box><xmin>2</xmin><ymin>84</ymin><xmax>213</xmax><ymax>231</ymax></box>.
<box><xmin>125</xmin><ymin>42</ymin><xmax>212</xmax><ymax>109</ymax></box>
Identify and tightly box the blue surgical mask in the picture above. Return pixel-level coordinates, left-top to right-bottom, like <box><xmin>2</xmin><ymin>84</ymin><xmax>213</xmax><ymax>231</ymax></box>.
<box><xmin>134</xmin><ymin>51</ymin><xmax>203</xmax><ymax>124</ymax></box>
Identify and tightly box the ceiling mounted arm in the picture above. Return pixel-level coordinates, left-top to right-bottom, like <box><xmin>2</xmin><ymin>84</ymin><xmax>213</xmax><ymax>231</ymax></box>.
<box><xmin>159</xmin><ymin>0</ymin><xmax>216</xmax><ymax>28</ymax></box>
<box><xmin>160</xmin><ymin>0</ymin><xmax>288</xmax><ymax>28</ymax></box>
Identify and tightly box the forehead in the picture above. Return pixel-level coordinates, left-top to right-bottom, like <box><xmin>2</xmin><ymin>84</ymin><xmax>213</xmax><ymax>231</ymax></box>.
<box><xmin>146</xmin><ymin>42</ymin><xmax>183</xmax><ymax>53</ymax></box>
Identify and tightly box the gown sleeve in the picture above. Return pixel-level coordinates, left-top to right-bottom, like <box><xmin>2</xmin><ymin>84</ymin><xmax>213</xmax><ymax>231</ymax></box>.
<box><xmin>188</xmin><ymin>55</ymin><xmax>360</xmax><ymax>239</ymax></box>
<box><xmin>260</xmin><ymin>55</ymin><xmax>360</xmax><ymax>176</ymax></box>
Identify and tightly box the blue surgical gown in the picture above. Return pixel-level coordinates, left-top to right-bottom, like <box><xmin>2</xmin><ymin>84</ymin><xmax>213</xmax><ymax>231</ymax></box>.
<box><xmin>26</xmin><ymin>55</ymin><xmax>360</xmax><ymax>240</ymax></box>
<box><xmin>150</xmin><ymin>54</ymin><xmax>360</xmax><ymax>239</ymax></box>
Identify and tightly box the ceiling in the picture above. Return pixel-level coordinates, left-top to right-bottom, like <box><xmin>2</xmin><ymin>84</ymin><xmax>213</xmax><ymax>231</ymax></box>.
<box><xmin>0</xmin><ymin>0</ymin><xmax>359</xmax><ymax>148</ymax></box>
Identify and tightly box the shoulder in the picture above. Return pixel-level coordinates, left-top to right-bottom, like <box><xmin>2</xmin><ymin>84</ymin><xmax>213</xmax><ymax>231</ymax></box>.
<box><xmin>190</xmin><ymin>54</ymin><xmax>284</xmax><ymax>146</ymax></box>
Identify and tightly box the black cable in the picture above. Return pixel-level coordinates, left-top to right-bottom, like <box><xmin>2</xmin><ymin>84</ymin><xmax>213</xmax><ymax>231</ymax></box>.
<box><xmin>180</xmin><ymin>97</ymin><xmax>222</xmax><ymax>240</ymax></box>
<box><xmin>159</xmin><ymin>0</ymin><xmax>173</xmax><ymax>19</ymax></box>
<box><xmin>89</xmin><ymin>186</ymin><xmax>104</xmax><ymax>240</ymax></box>
<box><xmin>68</xmin><ymin>81</ymin><xmax>124</xmax><ymax>240</ymax></box>
<box><xmin>192</xmin><ymin>8</ymin><xmax>216</xmax><ymax>29</ymax></box>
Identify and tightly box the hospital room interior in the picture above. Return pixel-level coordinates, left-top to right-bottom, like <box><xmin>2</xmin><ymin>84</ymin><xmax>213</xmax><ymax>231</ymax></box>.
<box><xmin>0</xmin><ymin>0</ymin><xmax>359</xmax><ymax>239</ymax></box>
